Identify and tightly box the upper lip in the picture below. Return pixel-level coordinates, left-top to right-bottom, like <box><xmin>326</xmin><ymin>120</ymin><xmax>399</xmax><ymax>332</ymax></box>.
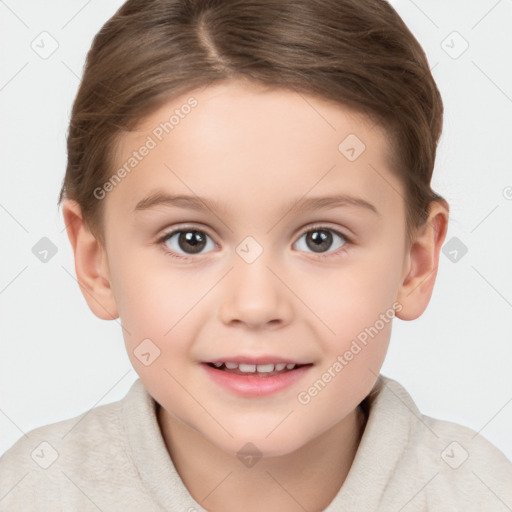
<box><xmin>203</xmin><ymin>355</ymin><xmax>311</xmax><ymax>365</ymax></box>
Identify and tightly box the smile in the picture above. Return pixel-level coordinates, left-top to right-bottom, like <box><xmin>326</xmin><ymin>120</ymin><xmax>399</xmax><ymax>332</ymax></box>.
<box><xmin>202</xmin><ymin>361</ymin><xmax>313</xmax><ymax>396</ymax></box>
<box><xmin>206</xmin><ymin>361</ymin><xmax>307</xmax><ymax>376</ymax></box>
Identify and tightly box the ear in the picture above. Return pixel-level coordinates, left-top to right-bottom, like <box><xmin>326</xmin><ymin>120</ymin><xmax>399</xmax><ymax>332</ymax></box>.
<box><xmin>61</xmin><ymin>199</ymin><xmax>119</xmax><ymax>321</ymax></box>
<box><xmin>396</xmin><ymin>200</ymin><xmax>449</xmax><ymax>321</ymax></box>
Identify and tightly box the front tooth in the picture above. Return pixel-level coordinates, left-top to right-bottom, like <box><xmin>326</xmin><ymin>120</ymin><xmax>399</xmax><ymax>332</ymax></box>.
<box><xmin>275</xmin><ymin>363</ymin><xmax>286</xmax><ymax>371</ymax></box>
<box><xmin>238</xmin><ymin>363</ymin><xmax>256</xmax><ymax>373</ymax></box>
<box><xmin>286</xmin><ymin>363</ymin><xmax>296</xmax><ymax>370</ymax></box>
<box><xmin>225</xmin><ymin>362</ymin><xmax>239</xmax><ymax>369</ymax></box>
<box><xmin>256</xmin><ymin>363</ymin><xmax>274</xmax><ymax>373</ymax></box>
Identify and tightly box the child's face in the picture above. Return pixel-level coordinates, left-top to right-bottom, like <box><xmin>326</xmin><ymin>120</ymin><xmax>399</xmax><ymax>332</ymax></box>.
<box><xmin>91</xmin><ymin>80</ymin><xmax>416</xmax><ymax>455</ymax></box>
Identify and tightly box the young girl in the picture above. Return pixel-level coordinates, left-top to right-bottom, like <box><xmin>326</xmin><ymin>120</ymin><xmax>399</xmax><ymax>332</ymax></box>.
<box><xmin>1</xmin><ymin>0</ymin><xmax>511</xmax><ymax>510</ymax></box>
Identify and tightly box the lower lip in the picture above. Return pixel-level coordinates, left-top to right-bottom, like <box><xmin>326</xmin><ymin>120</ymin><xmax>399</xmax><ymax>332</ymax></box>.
<box><xmin>201</xmin><ymin>363</ymin><xmax>312</xmax><ymax>397</ymax></box>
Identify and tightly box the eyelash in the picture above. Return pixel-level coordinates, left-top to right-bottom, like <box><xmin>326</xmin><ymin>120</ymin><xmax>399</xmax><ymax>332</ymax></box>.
<box><xmin>156</xmin><ymin>224</ymin><xmax>351</xmax><ymax>261</ymax></box>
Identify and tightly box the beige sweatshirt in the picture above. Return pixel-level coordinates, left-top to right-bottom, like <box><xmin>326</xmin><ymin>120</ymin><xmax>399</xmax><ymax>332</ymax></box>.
<box><xmin>0</xmin><ymin>375</ymin><xmax>511</xmax><ymax>511</ymax></box>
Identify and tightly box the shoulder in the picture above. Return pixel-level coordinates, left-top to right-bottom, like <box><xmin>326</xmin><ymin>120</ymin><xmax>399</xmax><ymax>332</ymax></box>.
<box><xmin>0</xmin><ymin>387</ymin><xmax>124</xmax><ymax>464</ymax></box>
<box><xmin>0</xmin><ymin>379</ymin><xmax>152</xmax><ymax>511</ymax></box>
<box><xmin>420</xmin><ymin>411</ymin><xmax>512</xmax><ymax>507</ymax></box>
<box><xmin>377</xmin><ymin>376</ymin><xmax>512</xmax><ymax>510</ymax></box>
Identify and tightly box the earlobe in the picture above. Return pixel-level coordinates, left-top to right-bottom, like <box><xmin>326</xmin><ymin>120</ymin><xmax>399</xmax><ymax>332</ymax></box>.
<box><xmin>61</xmin><ymin>199</ymin><xmax>119</xmax><ymax>321</ymax></box>
<box><xmin>396</xmin><ymin>200</ymin><xmax>449</xmax><ymax>321</ymax></box>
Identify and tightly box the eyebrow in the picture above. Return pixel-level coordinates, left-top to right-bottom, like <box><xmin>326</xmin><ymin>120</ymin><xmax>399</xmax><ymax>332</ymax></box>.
<box><xmin>133</xmin><ymin>191</ymin><xmax>379</xmax><ymax>216</ymax></box>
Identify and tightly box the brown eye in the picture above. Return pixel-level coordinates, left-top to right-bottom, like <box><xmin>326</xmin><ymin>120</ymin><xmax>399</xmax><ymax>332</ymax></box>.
<box><xmin>295</xmin><ymin>228</ymin><xmax>347</xmax><ymax>255</ymax></box>
<box><xmin>162</xmin><ymin>229</ymin><xmax>215</xmax><ymax>255</ymax></box>
<box><xmin>306</xmin><ymin>230</ymin><xmax>332</xmax><ymax>253</ymax></box>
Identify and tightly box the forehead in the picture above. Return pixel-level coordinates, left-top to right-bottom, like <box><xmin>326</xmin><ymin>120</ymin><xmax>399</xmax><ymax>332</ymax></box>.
<box><xmin>107</xmin><ymin>79</ymin><xmax>401</xmax><ymax>221</ymax></box>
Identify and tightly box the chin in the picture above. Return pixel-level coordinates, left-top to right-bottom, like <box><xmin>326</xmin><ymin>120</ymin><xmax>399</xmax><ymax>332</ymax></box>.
<box><xmin>208</xmin><ymin>426</ymin><xmax>312</xmax><ymax>460</ymax></box>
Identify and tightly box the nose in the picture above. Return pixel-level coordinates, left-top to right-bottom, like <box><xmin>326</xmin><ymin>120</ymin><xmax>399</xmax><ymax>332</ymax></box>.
<box><xmin>218</xmin><ymin>249</ymin><xmax>294</xmax><ymax>330</ymax></box>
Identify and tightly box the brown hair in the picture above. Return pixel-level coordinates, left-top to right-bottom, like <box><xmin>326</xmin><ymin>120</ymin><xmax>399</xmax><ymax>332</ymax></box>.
<box><xmin>58</xmin><ymin>0</ymin><xmax>445</xmax><ymax>247</ymax></box>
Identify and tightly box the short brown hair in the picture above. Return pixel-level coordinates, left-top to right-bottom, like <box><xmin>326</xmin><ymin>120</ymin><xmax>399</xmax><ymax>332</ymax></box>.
<box><xmin>58</xmin><ymin>0</ymin><xmax>445</xmax><ymax>247</ymax></box>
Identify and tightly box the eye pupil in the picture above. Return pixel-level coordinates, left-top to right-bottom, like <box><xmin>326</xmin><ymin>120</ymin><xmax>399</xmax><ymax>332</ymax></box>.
<box><xmin>179</xmin><ymin>231</ymin><xmax>206</xmax><ymax>253</ymax></box>
<box><xmin>307</xmin><ymin>230</ymin><xmax>332</xmax><ymax>252</ymax></box>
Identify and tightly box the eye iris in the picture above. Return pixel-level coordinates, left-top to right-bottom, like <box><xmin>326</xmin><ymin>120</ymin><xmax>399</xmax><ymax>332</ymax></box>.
<box><xmin>179</xmin><ymin>231</ymin><xmax>206</xmax><ymax>253</ymax></box>
<box><xmin>306</xmin><ymin>230</ymin><xmax>332</xmax><ymax>253</ymax></box>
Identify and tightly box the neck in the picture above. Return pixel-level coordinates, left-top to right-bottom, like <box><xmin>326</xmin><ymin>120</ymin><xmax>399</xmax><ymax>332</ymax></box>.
<box><xmin>157</xmin><ymin>404</ymin><xmax>367</xmax><ymax>512</ymax></box>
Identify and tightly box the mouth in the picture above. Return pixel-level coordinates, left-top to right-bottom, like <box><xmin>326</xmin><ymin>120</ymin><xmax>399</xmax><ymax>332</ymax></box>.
<box><xmin>204</xmin><ymin>361</ymin><xmax>312</xmax><ymax>377</ymax></box>
<box><xmin>201</xmin><ymin>359</ymin><xmax>314</xmax><ymax>396</ymax></box>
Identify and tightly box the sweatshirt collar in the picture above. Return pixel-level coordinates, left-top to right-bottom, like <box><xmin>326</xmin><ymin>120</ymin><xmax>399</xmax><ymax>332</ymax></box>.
<box><xmin>122</xmin><ymin>374</ymin><xmax>414</xmax><ymax>510</ymax></box>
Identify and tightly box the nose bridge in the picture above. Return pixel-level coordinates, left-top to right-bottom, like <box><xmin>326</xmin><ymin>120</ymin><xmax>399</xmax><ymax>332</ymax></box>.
<box><xmin>218</xmin><ymin>236</ymin><xmax>293</xmax><ymax>328</ymax></box>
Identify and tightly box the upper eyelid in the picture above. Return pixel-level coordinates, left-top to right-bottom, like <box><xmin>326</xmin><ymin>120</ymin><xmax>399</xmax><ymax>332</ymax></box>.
<box><xmin>301</xmin><ymin>223</ymin><xmax>348</xmax><ymax>237</ymax></box>
<box><xmin>158</xmin><ymin>224</ymin><xmax>219</xmax><ymax>246</ymax></box>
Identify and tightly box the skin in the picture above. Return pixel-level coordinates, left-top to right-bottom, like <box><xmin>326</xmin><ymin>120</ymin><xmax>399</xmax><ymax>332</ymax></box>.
<box><xmin>62</xmin><ymin>79</ymin><xmax>448</xmax><ymax>511</ymax></box>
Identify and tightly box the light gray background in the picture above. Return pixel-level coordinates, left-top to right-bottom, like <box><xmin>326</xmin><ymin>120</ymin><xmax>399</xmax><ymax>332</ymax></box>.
<box><xmin>1</xmin><ymin>0</ymin><xmax>511</xmax><ymax>462</ymax></box>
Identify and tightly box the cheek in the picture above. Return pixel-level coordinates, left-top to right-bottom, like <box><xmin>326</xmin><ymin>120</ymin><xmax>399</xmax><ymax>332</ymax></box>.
<box><xmin>294</xmin><ymin>263</ymin><xmax>396</xmax><ymax>429</ymax></box>
<box><xmin>108</xmin><ymin>252</ymin><xmax>210</xmax><ymax>372</ymax></box>
<box><xmin>305</xmin><ymin>254</ymin><xmax>402</xmax><ymax>341</ymax></box>
<box><xmin>295</xmin><ymin>247</ymin><xmax>400</xmax><ymax>402</ymax></box>
<box><xmin>108</xmin><ymin>245</ymin><xmax>192</xmax><ymax>330</ymax></box>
